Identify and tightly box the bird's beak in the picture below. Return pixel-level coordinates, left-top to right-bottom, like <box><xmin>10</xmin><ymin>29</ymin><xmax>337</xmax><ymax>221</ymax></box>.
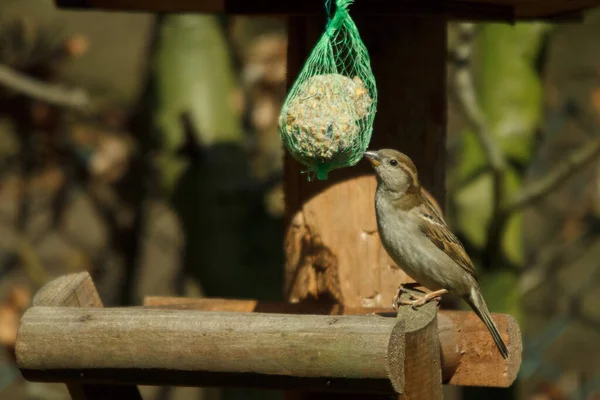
<box><xmin>363</xmin><ymin>151</ymin><xmax>381</xmax><ymax>167</ymax></box>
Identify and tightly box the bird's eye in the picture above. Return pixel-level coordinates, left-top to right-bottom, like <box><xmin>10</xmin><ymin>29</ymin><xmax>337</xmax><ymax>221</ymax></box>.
<box><xmin>389</xmin><ymin>159</ymin><xmax>398</xmax><ymax>167</ymax></box>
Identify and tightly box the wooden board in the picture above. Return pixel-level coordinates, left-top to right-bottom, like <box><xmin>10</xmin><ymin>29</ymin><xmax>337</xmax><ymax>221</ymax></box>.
<box><xmin>53</xmin><ymin>0</ymin><xmax>600</xmax><ymax>20</ymax></box>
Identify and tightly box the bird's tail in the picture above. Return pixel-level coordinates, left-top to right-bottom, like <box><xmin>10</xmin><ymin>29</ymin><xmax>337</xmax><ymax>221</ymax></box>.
<box><xmin>465</xmin><ymin>287</ymin><xmax>509</xmax><ymax>359</ymax></box>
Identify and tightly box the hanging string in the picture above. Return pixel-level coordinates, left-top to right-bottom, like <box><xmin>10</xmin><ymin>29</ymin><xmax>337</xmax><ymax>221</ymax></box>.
<box><xmin>325</xmin><ymin>0</ymin><xmax>333</xmax><ymax>22</ymax></box>
<box><xmin>278</xmin><ymin>0</ymin><xmax>377</xmax><ymax>181</ymax></box>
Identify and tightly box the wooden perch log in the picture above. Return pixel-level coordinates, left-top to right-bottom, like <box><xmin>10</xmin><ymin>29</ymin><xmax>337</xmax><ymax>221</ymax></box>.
<box><xmin>144</xmin><ymin>296</ymin><xmax>522</xmax><ymax>388</ymax></box>
<box><xmin>17</xmin><ymin>274</ymin><xmax>521</xmax><ymax>395</ymax></box>
<box><xmin>17</xmin><ymin>307</ymin><xmax>405</xmax><ymax>394</ymax></box>
<box><xmin>31</xmin><ymin>272</ymin><xmax>142</xmax><ymax>400</ymax></box>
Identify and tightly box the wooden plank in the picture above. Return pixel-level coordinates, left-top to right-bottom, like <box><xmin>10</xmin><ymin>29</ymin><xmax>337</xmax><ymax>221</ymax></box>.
<box><xmin>395</xmin><ymin>288</ymin><xmax>442</xmax><ymax>399</ymax></box>
<box><xmin>443</xmin><ymin>309</ymin><xmax>522</xmax><ymax>388</ymax></box>
<box><xmin>53</xmin><ymin>0</ymin><xmax>599</xmax><ymax>20</ymax></box>
<box><xmin>16</xmin><ymin>307</ymin><xmax>405</xmax><ymax>394</ymax></box>
<box><xmin>54</xmin><ymin>0</ymin><xmax>512</xmax><ymax>19</ymax></box>
<box><xmin>493</xmin><ymin>0</ymin><xmax>599</xmax><ymax>18</ymax></box>
<box><xmin>143</xmin><ymin>296</ymin><xmax>522</xmax><ymax>387</ymax></box>
<box><xmin>438</xmin><ymin>313</ymin><xmax>461</xmax><ymax>383</ymax></box>
<box><xmin>24</xmin><ymin>272</ymin><xmax>143</xmax><ymax>400</ymax></box>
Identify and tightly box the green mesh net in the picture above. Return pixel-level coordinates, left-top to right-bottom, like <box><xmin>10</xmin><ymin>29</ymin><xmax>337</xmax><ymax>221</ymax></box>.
<box><xmin>278</xmin><ymin>0</ymin><xmax>377</xmax><ymax>180</ymax></box>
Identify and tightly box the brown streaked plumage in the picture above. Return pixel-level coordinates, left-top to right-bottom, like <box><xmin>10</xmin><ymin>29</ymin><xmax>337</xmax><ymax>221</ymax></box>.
<box><xmin>417</xmin><ymin>201</ymin><xmax>479</xmax><ymax>282</ymax></box>
<box><xmin>363</xmin><ymin>148</ymin><xmax>509</xmax><ymax>359</ymax></box>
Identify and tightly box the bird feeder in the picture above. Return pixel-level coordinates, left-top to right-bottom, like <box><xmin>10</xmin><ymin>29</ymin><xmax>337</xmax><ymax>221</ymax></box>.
<box><xmin>15</xmin><ymin>0</ymin><xmax>600</xmax><ymax>399</ymax></box>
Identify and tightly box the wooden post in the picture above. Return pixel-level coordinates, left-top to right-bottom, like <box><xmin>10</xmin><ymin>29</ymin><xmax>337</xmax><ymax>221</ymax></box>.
<box><xmin>395</xmin><ymin>288</ymin><xmax>443</xmax><ymax>399</ymax></box>
<box><xmin>18</xmin><ymin>272</ymin><xmax>143</xmax><ymax>400</ymax></box>
<box><xmin>284</xmin><ymin>13</ymin><xmax>447</xmax><ymax>399</ymax></box>
<box><xmin>284</xmin><ymin>15</ymin><xmax>447</xmax><ymax>307</ymax></box>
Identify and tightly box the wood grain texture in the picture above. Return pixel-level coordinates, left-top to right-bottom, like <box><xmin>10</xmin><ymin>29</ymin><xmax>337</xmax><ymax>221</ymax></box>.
<box><xmin>395</xmin><ymin>288</ymin><xmax>443</xmax><ymax>400</ymax></box>
<box><xmin>442</xmin><ymin>310</ymin><xmax>521</xmax><ymax>388</ymax></box>
<box><xmin>32</xmin><ymin>272</ymin><xmax>103</xmax><ymax>308</ymax></box>
<box><xmin>23</xmin><ymin>272</ymin><xmax>143</xmax><ymax>400</ymax></box>
<box><xmin>52</xmin><ymin>0</ymin><xmax>600</xmax><ymax>20</ymax></box>
<box><xmin>438</xmin><ymin>313</ymin><xmax>460</xmax><ymax>382</ymax></box>
<box><xmin>284</xmin><ymin>15</ymin><xmax>447</xmax><ymax>308</ymax></box>
<box><xmin>143</xmin><ymin>296</ymin><xmax>521</xmax><ymax>387</ymax></box>
<box><xmin>16</xmin><ymin>307</ymin><xmax>404</xmax><ymax>393</ymax></box>
<box><xmin>282</xmin><ymin>18</ymin><xmax>447</xmax><ymax>400</ymax></box>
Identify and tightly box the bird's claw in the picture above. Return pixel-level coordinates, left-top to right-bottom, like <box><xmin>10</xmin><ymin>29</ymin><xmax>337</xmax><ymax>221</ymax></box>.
<box><xmin>408</xmin><ymin>295</ymin><xmax>442</xmax><ymax>310</ymax></box>
<box><xmin>392</xmin><ymin>286</ymin><xmax>445</xmax><ymax>311</ymax></box>
<box><xmin>391</xmin><ymin>284</ymin><xmax>410</xmax><ymax>311</ymax></box>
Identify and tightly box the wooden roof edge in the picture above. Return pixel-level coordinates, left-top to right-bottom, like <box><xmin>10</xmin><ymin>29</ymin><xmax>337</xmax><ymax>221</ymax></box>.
<box><xmin>52</xmin><ymin>0</ymin><xmax>599</xmax><ymax>23</ymax></box>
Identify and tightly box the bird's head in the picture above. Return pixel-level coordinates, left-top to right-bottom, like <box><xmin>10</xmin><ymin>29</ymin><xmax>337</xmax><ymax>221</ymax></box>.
<box><xmin>363</xmin><ymin>149</ymin><xmax>419</xmax><ymax>194</ymax></box>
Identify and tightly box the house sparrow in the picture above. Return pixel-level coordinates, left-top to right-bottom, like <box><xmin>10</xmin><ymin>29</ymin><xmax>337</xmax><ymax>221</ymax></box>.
<box><xmin>364</xmin><ymin>148</ymin><xmax>509</xmax><ymax>359</ymax></box>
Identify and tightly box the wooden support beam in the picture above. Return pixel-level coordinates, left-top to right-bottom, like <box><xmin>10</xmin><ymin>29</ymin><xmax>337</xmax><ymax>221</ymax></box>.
<box><xmin>143</xmin><ymin>296</ymin><xmax>522</xmax><ymax>388</ymax></box>
<box><xmin>55</xmin><ymin>0</ymin><xmax>511</xmax><ymax>19</ymax></box>
<box><xmin>17</xmin><ymin>306</ymin><xmax>406</xmax><ymax>394</ymax></box>
<box><xmin>395</xmin><ymin>290</ymin><xmax>442</xmax><ymax>399</ymax></box>
<box><xmin>52</xmin><ymin>0</ymin><xmax>600</xmax><ymax>21</ymax></box>
<box><xmin>283</xmin><ymin>14</ymin><xmax>448</xmax><ymax>310</ymax></box>
<box><xmin>23</xmin><ymin>272</ymin><xmax>143</xmax><ymax>400</ymax></box>
<box><xmin>282</xmin><ymin>13</ymin><xmax>449</xmax><ymax>400</ymax></box>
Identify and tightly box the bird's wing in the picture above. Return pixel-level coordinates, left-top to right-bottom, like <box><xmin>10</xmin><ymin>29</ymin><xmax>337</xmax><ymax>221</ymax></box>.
<box><xmin>417</xmin><ymin>197</ymin><xmax>479</xmax><ymax>282</ymax></box>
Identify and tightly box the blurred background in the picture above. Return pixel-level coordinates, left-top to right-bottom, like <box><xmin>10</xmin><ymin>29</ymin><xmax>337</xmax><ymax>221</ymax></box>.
<box><xmin>0</xmin><ymin>1</ymin><xmax>599</xmax><ymax>399</ymax></box>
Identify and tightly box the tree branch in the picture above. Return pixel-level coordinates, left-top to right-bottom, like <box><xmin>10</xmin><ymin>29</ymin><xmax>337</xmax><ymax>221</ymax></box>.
<box><xmin>518</xmin><ymin>221</ymin><xmax>598</xmax><ymax>295</ymax></box>
<box><xmin>0</xmin><ymin>64</ymin><xmax>92</xmax><ymax>111</ymax></box>
<box><xmin>505</xmin><ymin>137</ymin><xmax>600</xmax><ymax>214</ymax></box>
<box><xmin>483</xmin><ymin>138</ymin><xmax>600</xmax><ymax>267</ymax></box>
<box><xmin>450</xmin><ymin>23</ymin><xmax>508</xmax><ymax>268</ymax></box>
<box><xmin>451</xmin><ymin>23</ymin><xmax>600</xmax><ymax>270</ymax></box>
<box><xmin>451</xmin><ymin>23</ymin><xmax>506</xmax><ymax>174</ymax></box>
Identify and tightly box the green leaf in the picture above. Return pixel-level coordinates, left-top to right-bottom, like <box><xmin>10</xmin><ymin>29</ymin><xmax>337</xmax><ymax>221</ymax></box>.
<box><xmin>477</xmin><ymin>22</ymin><xmax>552</xmax><ymax>161</ymax></box>
<box><xmin>151</xmin><ymin>15</ymin><xmax>244</xmax><ymax>193</ymax></box>
<box><xmin>154</xmin><ymin>15</ymin><xmax>242</xmax><ymax>148</ymax></box>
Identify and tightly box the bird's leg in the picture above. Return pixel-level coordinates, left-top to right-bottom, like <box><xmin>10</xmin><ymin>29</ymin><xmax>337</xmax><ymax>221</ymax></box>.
<box><xmin>397</xmin><ymin>289</ymin><xmax>448</xmax><ymax>310</ymax></box>
<box><xmin>391</xmin><ymin>283</ymin><xmax>421</xmax><ymax>311</ymax></box>
<box><xmin>392</xmin><ymin>285</ymin><xmax>404</xmax><ymax>311</ymax></box>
